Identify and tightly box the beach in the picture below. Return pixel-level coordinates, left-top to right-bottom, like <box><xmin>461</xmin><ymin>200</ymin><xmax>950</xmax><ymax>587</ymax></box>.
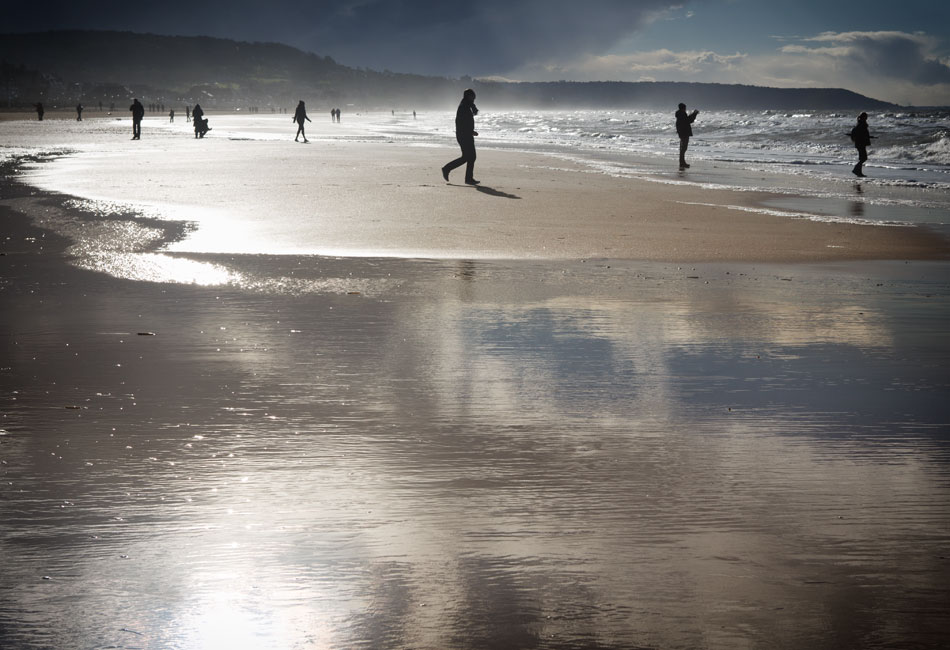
<box><xmin>2</xmin><ymin>112</ymin><xmax>950</xmax><ymax>649</ymax></box>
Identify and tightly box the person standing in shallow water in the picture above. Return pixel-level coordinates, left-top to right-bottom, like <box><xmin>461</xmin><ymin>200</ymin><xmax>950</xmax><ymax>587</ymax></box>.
<box><xmin>129</xmin><ymin>98</ymin><xmax>144</xmax><ymax>139</ymax></box>
<box><xmin>441</xmin><ymin>89</ymin><xmax>479</xmax><ymax>185</ymax></box>
<box><xmin>675</xmin><ymin>102</ymin><xmax>699</xmax><ymax>169</ymax></box>
<box><xmin>850</xmin><ymin>112</ymin><xmax>872</xmax><ymax>177</ymax></box>
<box><xmin>35</xmin><ymin>102</ymin><xmax>44</xmax><ymax>121</ymax></box>
<box><xmin>293</xmin><ymin>101</ymin><xmax>311</xmax><ymax>142</ymax></box>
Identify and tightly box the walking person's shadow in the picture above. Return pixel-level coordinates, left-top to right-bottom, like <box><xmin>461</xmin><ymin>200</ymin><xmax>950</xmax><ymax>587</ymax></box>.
<box><xmin>474</xmin><ymin>185</ymin><xmax>521</xmax><ymax>199</ymax></box>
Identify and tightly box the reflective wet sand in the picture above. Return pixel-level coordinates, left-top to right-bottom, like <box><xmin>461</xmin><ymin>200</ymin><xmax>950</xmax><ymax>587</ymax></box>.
<box><xmin>2</xmin><ymin>211</ymin><xmax>949</xmax><ymax>647</ymax></box>
<box><xmin>2</xmin><ymin>115</ymin><xmax>950</xmax><ymax>648</ymax></box>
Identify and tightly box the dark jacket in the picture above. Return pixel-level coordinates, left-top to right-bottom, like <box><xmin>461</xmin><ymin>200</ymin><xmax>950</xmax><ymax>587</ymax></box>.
<box><xmin>130</xmin><ymin>100</ymin><xmax>145</xmax><ymax>121</ymax></box>
<box><xmin>675</xmin><ymin>108</ymin><xmax>696</xmax><ymax>138</ymax></box>
<box><xmin>455</xmin><ymin>99</ymin><xmax>477</xmax><ymax>137</ymax></box>
<box><xmin>294</xmin><ymin>103</ymin><xmax>309</xmax><ymax>124</ymax></box>
<box><xmin>851</xmin><ymin>121</ymin><xmax>871</xmax><ymax>148</ymax></box>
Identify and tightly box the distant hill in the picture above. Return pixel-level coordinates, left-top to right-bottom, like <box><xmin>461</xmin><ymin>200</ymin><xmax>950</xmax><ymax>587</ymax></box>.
<box><xmin>483</xmin><ymin>80</ymin><xmax>898</xmax><ymax>111</ymax></box>
<box><xmin>0</xmin><ymin>30</ymin><xmax>899</xmax><ymax>112</ymax></box>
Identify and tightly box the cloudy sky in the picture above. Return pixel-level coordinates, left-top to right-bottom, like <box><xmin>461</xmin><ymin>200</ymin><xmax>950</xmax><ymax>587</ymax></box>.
<box><xmin>3</xmin><ymin>0</ymin><xmax>950</xmax><ymax>105</ymax></box>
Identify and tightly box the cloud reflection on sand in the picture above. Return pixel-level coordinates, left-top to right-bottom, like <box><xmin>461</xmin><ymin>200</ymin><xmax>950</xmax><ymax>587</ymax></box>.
<box><xmin>2</xmin><ymin>251</ymin><xmax>949</xmax><ymax>648</ymax></box>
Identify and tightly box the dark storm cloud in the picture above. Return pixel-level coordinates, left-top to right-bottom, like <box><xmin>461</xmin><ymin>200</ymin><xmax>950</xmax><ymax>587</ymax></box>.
<box><xmin>806</xmin><ymin>32</ymin><xmax>950</xmax><ymax>85</ymax></box>
<box><xmin>0</xmin><ymin>0</ymin><xmax>687</xmax><ymax>76</ymax></box>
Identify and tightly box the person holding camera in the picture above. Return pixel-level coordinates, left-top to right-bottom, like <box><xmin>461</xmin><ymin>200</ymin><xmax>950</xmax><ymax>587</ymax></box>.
<box><xmin>441</xmin><ymin>88</ymin><xmax>480</xmax><ymax>185</ymax></box>
<box><xmin>676</xmin><ymin>102</ymin><xmax>700</xmax><ymax>169</ymax></box>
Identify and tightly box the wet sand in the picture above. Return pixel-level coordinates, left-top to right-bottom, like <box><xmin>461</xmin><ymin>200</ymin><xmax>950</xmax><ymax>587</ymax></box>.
<box><xmin>2</xmin><ymin>114</ymin><xmax>950</xmax><ymax>649</ymax></box>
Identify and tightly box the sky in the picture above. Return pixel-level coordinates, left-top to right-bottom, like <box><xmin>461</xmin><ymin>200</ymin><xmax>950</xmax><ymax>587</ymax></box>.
<box><xmin>3</xmin><ymin>0</ymin><xmax>950</xmax><ymax>105</ymax></box>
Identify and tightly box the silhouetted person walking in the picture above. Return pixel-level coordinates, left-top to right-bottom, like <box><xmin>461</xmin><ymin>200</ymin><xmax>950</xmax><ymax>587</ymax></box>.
<box><xmin>130</xmin><ymin>98</ymin><xmax>144</xmax><ymax>139</ymax></box>
<box><xmin>192</xmin><ymin>103</ymin><xmax>209</xmax><ymax>138</ymax></box>
<box><xmin>676</xmin><ymin>102</ymin><xmax>699</xmax><ymax>169</ymax></box>
<box><xmin>441</xmin><ymin>89</ymin><xmax>479</xmax><ymax>185</ymax></box>
<box><xmin>35</xmin><ymin>102</ymin><xmax>44</xmax><ymax>121</ymax></box>
<box><xmin>169</xmin><ymin>109</ymin><xmax>175</xmax><ymax>122</ymax></box>
<box><xmin>850</xmin><ymin>112</ymin><xmax>873</xmax><ymax>177</ymax></box>
<box><xmin>294</xmin><ymin>100</ymin><xmax>311</xmax><ymax>142</ymax></box>
<box><xmin>76</xmin><ymin>103</ymin><xmax>83</xmax><ymax>121</ymax></box>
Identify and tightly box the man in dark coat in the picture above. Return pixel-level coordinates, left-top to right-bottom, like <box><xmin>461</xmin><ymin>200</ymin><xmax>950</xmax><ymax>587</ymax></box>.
<box><xmin>441</xmin><ymin>89</ymin><xmax>480</xmax><ymax>185</ymax></box>
<box><xmin>675</xmin><ymin>102</ymin><xmax>699</xmax><ymax>169</ymax></box>
<box><xmin>130</xmin><ymin>99</ymin><xmax>145</xmax><ymax>139</ymax></box>
<box><xmin>851</xmin><ymin>112</ymin><xmax>872</xmax><ymax>177</ymax></box>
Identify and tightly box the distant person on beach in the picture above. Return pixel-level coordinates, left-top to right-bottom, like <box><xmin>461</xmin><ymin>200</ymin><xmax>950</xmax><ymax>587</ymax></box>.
<box><xmin>35</xmin><ymin>102</ymin><xmax>44</xmax><ymax>121</ymax></box>
<box><xmin>169</xmin><ymin>109</ymin><xmax>175</xmax><ymax>122</ymax></box>
<box><xmin>293</xmin><ymin>100</ymin><xmax>311</xmax><ymax>142</ymax></box>
<box><xmin>186</xmin><ymin>105</ymin><xmax>191</xmax><ymax>123</ymax></box>
<box><xmin>192</xmin><ymin>103</ymin><xmax>209</xmax><ymax>138</ymax></box>
<box><xmin>850</xmin><ymin>112</ymin><xmax>873</xmax><ymax>178</ymax></box>
<box><xmin>441</xmin><ymin>88</ymin><xmax>480</xmax><ymax>185</ymax></box>
<box><xmin>76</xmin><ymin>103</ymin><xmax>83</xmax><ymax>121</ymax></box>
<box><xmin>675</xmin><ymin>102</ymin><xmax>699</xmax><ymax>169</ymax></box>
<box><xmin>130</xmin><ymin>98</ymin><xmax>144</xmax><ymax>139</ymax></box>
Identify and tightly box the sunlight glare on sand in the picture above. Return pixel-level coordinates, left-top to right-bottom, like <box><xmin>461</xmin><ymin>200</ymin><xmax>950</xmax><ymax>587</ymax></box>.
<box><xmin>76</xmin><ymin>252</ymin><xmax>240</xmax><ymax>285</ymax></box>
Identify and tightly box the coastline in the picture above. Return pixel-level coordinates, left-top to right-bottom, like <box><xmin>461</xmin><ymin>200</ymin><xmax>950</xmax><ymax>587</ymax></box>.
<box><xmin>3</xmin><ymin>115</ymin><xmax>950</xmax><ymax>649</ymax></box>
